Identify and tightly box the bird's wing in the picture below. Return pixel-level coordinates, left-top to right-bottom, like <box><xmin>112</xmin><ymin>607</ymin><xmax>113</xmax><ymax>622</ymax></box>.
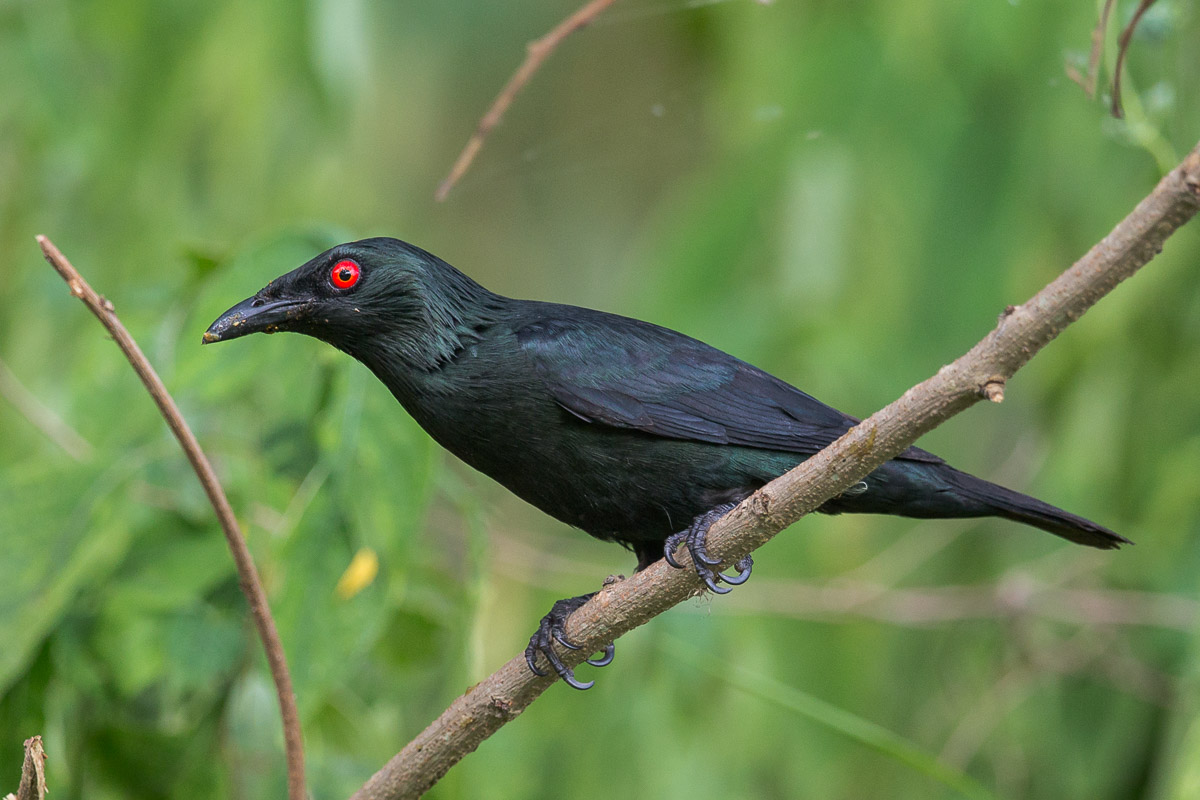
<box><xmin>516</xmin><ymin>312</ymin><xmax>943</xmax><ymax>464</ymax></box>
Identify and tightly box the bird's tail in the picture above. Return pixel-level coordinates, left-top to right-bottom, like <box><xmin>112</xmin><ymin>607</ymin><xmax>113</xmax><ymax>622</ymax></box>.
<box><xmin>938</xmin><ymin>466</ymin><xmax>1131</xmax><ymax>550</ymax></box>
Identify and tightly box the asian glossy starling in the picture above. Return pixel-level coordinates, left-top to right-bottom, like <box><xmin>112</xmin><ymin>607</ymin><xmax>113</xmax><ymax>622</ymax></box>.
<box><xmin>204</xmin><ymin>237</ymin><xmax>1127</xmax><ymax>689</ymax></box>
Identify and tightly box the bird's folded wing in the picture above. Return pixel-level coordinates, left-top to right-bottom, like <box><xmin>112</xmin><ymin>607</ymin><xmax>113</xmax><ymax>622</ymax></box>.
<box><xmin>516</xmin><ymin>315</ymin><xmax>942</xmax><ymax>464</ymax></box>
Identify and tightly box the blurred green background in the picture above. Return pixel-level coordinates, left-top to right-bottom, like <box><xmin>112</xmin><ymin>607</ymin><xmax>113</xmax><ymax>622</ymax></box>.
<box><xmin>3</xmin><ymin>0</ymin><xmax>1200</xmax><ymax>797</ymax></box>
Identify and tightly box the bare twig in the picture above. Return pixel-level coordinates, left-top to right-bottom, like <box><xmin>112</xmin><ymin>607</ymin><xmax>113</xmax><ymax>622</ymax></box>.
<box><xmin>35</xmin><ymin>237</ymin><xmax>307</xmax><ymax>800</ymax></box>
<box><xmin>10</xmin><ymin>736</ymin><xmax>47</xmax><ymax>800</ymax></box>
<box><xmin>1067</xmin><ymin>0</ymin><xmax>1115</xmax><ymax>96</ymax></box>
<box><xmin>1112</xmin><ymin>0</ymin><xmax>1159</xmax><ymax>118</ymax></box>
<box><xmin>352</xmin><ymin>142</ymin><xmax>1200</xmax><ymax>800</ymax></box>
<box><xmin>0</xmin><ymin>357</ymin><xmax>93</xmax><ymax>461</ymax></box>
<box><xmin>1089</xmin><ymin>0</ymin><xmax>1117</xmax><ymax>97</ymax></box>
<box><xmin>434</xmin><ymin>0</ymin><xmax>619</xmax><ymax>201</ymax></box>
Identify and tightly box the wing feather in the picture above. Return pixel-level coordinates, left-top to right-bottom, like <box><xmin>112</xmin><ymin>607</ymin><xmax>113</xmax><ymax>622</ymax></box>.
<box><xmin>517</xmin><ymin>312</ymin><xmax>941</xmax><ymax>464</ymax></box>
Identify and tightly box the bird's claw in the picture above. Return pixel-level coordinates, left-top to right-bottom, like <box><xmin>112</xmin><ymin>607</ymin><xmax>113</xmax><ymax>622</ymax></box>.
<box><xmin>587</xmin><ymin>643</ymin><xmax>616</xmax><ymax>667</ymax></box>
<box><xmin>663</xmin><ymin>530</ymin><xmax>687</xmax><ymax>568</ymax></box>
<box><xmin>718</xmin><ymin>554</ymin><xmax>753</xmax><ymax>586</ymax></box>
<box><xmin>663</xmin><ymin>504</ymin><xmax>753</xmax><ymax>592</ymax></box>
<box><xmin>525</xmin><ymin>593</ymin><xmax>616</xmax><ymax>690</ymax></box>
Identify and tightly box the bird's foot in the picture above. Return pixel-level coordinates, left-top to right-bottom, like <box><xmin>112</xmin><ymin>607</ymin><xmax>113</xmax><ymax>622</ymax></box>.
<box><xmin>663</xmin><ymin>503</ymin><xmax>753</xmax><ymax>593</ymax></box>
<box><xmin>525</xmin><ymin>593</ymin><xmax>615</xmax><ymax>690</ymax></box>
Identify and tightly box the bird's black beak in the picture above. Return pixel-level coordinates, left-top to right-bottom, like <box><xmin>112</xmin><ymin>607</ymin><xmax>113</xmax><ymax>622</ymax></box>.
<box><xmin>202</xmin><ymin>295</ymin><xmax>310</xmax><ymax>344</ymax></box>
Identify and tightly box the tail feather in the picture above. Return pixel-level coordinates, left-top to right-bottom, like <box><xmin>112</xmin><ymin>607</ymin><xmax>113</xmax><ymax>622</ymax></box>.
<box><xmin>941</xmin><ymin>467</ymin><xmax>1131</xmax><ymax>550</ymax></box>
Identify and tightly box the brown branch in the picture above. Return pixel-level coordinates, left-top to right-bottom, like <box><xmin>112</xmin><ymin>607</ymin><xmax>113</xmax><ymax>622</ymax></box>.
<box><xmin>352</xmin><ymin>142</ymin><xmax>1200</xmax><ymax>800</ymax></box>
<box><xmin>35</xmin><ymin>237</ymin><xmax>307</xmax><ymax>800</ymax></box>
<box><xmin>1067</xmin><ymin>0</ymin><xmax>1115</xmax><ymax>97</ymax></box>
<box><xmin>434</xmin><ymin>0</ymin><xmax>619</xmax><ymax>202</ymax></box>
<box><xmin>1111</xmin><ymin>0</ymin><xmax>1159</xmax><ymax>118</ymax></box>
<box><xmin>10</xmin><ymin>736</ymin><xmax>47</xmax><ymax>800</ymax></box>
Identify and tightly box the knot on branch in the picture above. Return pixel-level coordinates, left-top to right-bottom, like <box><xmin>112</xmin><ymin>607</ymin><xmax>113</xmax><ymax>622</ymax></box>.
<box><xmin>487</xmin><ymin>696</ymin><xmax>518</xmax><ymax>723</ymax></box>
<box><xmin>1183</xmin><ymin>150</ymin><xmax>1200</xmax><ymax>199</ymax></box>
<box><xmin>981</xmin><ymin>379</ymin><xmax>1006</xmax><ymax>403</ymax></box>
<box><xmin>747</xmin><ymin>491</ymin><xmax>773</xmax><ymax>521</ymax></box>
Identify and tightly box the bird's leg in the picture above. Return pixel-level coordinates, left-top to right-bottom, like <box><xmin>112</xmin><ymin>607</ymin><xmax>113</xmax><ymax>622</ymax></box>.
<box><xmin>663</xmin><ymin>502</ymin><xmax>753</xmax><ymax>593</ymax></box>
<box><xmin>525</xmin><ymin>593</ymin><xmax>615</xmax><ymax>690</ymax></box>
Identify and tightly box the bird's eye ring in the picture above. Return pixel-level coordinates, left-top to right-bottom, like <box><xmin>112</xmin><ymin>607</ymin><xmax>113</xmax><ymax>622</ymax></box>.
<box><xmin>330</xmin><ymin>259</ymin><xmax>360</xmax><ymax>290</ymax></box>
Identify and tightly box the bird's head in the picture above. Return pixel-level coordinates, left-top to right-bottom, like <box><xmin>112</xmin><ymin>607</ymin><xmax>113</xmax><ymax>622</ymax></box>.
<box><xmin>203</xmin><ymin>237</ymin><xmax>497</xmax><ymax>371</ymax></box>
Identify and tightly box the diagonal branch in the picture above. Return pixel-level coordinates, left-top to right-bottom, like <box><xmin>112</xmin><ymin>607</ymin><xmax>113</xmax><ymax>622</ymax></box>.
<box><xmin>36</xmin><ymin>237</ymin><xmax>307</xmax><ymax>800</ymax></box>
<box><xmin>352</xmin><ymin>140</ymin><xmax>1200</xmax><ymax>800</ymax></box>
<box><xmin>434</xmin><ymin>0</ymin><xmax>620</xmax><ymax>202</ymax></box>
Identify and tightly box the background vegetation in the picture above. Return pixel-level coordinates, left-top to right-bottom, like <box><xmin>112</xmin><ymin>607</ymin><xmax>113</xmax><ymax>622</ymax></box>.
<box><xmin>3</xmin><ymin>1</ymin><xmax>1200</xmax><ymax>797</ymax></box>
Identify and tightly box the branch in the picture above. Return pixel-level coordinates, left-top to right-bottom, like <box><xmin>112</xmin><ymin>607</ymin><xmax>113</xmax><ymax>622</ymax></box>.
<box><xmin>36</xmin><ymin>238</ymin><xmax>307</xmax><ymax>800</ymax></box>
<box><xmin>353</xmin><ymin>142</ymin><xmax>1200</xmax><ymax>800</ymax></box>
<box><xmin>1112</xmin><ymin>0</ymin><xmax>1159</xmax><ymax>119</ymax></box>
<box><xmin>7</xmin><ymin>736</ymin><xmax>47</xmax><ymax>800</ymax></box>
<box><xmin>434</xmin><ymin>0</ymin><xmax>619</xmax><ymax>202</ymax></box>
<box><xmin>1066</xmin><ymin>0</ymin><xmax>1114</xmax><ymax>98</ymax></box>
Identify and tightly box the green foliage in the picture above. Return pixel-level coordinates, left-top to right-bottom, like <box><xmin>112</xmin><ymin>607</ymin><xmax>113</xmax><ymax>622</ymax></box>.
<box><xmin>2</xmin><ymin>0</ymin><xmax>1200</xmax><ymax>798</ymax></box>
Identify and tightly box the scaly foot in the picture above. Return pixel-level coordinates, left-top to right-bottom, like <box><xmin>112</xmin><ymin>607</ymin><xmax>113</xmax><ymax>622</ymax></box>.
<box><xmin>663</xmin><ymin>503</ymin><xmax>753</xmax><ymax>593</ymax></box>
<box><xmin>525</xmin><ymin>593</ymin><xmax>616</xmax><ymax>690</ymax></box>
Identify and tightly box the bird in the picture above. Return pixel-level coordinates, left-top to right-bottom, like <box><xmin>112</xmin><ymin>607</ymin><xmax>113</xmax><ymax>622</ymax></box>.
<box><xmin>204</xmin><ymin>236</ymin><xmax>1129</xmax><ymax>689</ymax></box>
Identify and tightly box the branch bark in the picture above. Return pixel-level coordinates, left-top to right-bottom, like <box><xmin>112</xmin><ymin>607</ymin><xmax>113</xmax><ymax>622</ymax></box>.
<box><xmin>36</xmin><ymin>238</ymin><xmax>307</xmax><ymax>800</ymax></box>
<box><xmin>9</xmin><ymin>736</ymin><xmax>47</xmax><ymax>800</ymax></box>
<box><xmin>352</xmin><ymin>141</ymin><xmax>1200</xmax><ymax>800</ymax></box>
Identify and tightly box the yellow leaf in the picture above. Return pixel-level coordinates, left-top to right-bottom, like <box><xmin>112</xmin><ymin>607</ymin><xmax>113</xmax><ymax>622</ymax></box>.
<box><xmin>335</xmin><ymin>548</ymin><xmax>379</xmax><ymax>599</ymax></box>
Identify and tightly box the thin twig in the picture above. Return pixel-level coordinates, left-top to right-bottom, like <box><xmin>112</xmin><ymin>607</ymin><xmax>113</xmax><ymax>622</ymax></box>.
<box><xmin>35</xmin><ymin>237</ymin><xmax>307</xmax><ymax>800</ymax></box>
<box><xmin>1088</xmin><ymin>0</ymin><xmax>1117</xmax><ymax>97</ymax></box>
<box><xmin>434</xmin><ymin>0</ymin><xmax>619</xmax><ymax>202</ymax></box>
<box><xmin>1067</xmin><ymin>0</ymin><xmax>1115</xmax><ymax>97</ymax></box>
<box><xmin>1112</xmin><ymin>0</ymin><xmax>1159</xmax><ymax>118</ymax></box>
<box><xmin>0</xmin><ymin>357</ymin><xmax>94</xmax><ymax>461</ymax></box>
<box><xmin>351</xmin><ymin>141</ymin><xmax>1200</xmax><ymax>800</ymax></box>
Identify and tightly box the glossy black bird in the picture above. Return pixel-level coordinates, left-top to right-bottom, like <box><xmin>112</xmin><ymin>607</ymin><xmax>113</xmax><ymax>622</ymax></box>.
<box><xmin>204</xmin><ymin>237</ymin><xmax>1128</xmax><ymax>688</ymax></box>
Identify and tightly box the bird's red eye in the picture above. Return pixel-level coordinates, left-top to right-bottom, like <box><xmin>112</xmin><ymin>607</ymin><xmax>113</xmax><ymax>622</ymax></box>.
<box><xmin>330</xmin><ymin>259</ymin><xmax>360</xmax><ymax>290</ymax></box>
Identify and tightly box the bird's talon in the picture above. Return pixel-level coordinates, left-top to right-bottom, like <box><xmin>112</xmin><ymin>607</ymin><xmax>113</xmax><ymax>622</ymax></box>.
<box><xmin>703</xmin><ymin>573</ymin><xmax>733</xmax><ymax>594</ymax></box>
<box><xmin>553</xmin><ymin>630</ymin><xmax>581</xmax><ymax>650</ymax></box>
<box><xmin>718</xmin><ymin>554</ymin><xmax>753</xmax><ymax>586</ymax></box>
<box><xmin>525</xmin><ymin>649</ymin><xmax>548</xmax><ymax>677</ymax></box>
<box><xmin>563</xmin><ymin>673</ymin><xmax>594</xmax><ymax>691</ymax></box>
<box><xmin>666</xmin><ymin>503</ymin><xmax>748</xmax><ymax>592</ymax></box>
<box><xmin>526</xmin><ymin>593</ymin><xmax>609</xmax><ymax>690</ymax></box>
<box><xmin>587</xmin><ymin>643</ymin><xmax>616</xmax><ymax>668</ymax></box>
<box><xmin>663</xmin><ymin>532</ymin><xmax>687</xmax><ymax>568</ymax></box>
